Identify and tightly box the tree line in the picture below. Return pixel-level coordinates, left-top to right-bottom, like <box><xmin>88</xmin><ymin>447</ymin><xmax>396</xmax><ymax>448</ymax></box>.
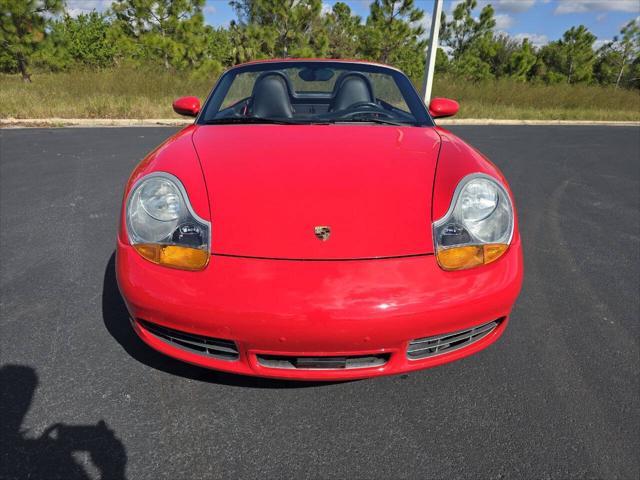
<box><xmin>1</xmin><ymin>0</ymin><xmax>639</xmax><ymax>89</ymax></box>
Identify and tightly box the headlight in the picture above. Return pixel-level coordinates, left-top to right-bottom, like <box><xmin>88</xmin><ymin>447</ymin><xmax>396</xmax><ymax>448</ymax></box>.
<box><xmin>433</xmin><ymin>174</ymin><xmax>513</xmax><ymax>271</ymax></box>
<box><xmin>126</xmin><ymin>172</ymin><xmax>210</xmax><ymax>270</ymax></box>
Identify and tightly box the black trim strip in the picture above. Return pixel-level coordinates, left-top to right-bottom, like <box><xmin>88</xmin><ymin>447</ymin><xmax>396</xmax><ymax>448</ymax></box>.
<box><xmin>211</xmin><ymin>252</ymin><xmax>433</xmax><ymax>262</ymax></box>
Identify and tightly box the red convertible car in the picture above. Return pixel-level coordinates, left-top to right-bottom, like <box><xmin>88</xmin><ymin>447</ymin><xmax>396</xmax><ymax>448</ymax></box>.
<box><xmin>116</xmin><ymin>59</ymin><xmax>523</xmax><ymax>380</ymax></box>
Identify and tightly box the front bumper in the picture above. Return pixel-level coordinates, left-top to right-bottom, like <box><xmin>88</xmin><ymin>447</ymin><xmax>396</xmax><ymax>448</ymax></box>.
<box><xmin>116</xmin><ymin>238</ymin><xmax>523</xmax><ymax>380</ymax></box>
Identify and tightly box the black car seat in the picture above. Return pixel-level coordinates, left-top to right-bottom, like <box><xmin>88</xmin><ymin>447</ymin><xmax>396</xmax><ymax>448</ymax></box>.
<box><xmin>329</xmin><ymin>73</ymin><xmax>375</xmax><ymax>111</ymax></box>
<box><xmin>251</xmin><ymin>72</ymin><xmax>294</xmax><ymax>118</ymax></box>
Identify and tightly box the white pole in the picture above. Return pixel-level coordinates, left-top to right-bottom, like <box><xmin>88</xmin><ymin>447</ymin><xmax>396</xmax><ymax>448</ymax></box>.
<box><xmin>421</xmin><ymin>0</ymin><xmax>443</xmax><ymax>105</ymax></box>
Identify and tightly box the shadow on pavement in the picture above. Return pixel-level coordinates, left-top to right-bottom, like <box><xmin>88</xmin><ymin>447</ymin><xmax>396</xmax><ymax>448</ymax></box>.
<box><xmin>0</xmin><ymin>365</ymin><xmax>127</xmax><ymax>480</ymax></box>
<box><xmin>102</xmin><ymin>251</ymin><xmax>341</xmax><ymax>389</ymax></box>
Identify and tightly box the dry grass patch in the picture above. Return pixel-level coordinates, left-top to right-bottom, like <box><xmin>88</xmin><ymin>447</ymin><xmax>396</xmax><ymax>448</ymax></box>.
<box><xmin>1</xmin><ymin>69</ymin><xmax>639</xmax><ymax>121</ymax></box>
<box><xmin>432</xmin><ymin>76</ymin><xmax>640</xmax><ymax>121</ymax></box>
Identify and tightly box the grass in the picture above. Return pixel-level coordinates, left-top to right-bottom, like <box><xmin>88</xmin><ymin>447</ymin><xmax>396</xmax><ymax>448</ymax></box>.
<box><xmin>0</xmin><ymin>68</ymin><xmax>212</xmax><ymax>119</ymax></box>
<box><xmin>1</xmin><ymin>68</ymin><xmax>639</xmax><ymax>121</ymax></box>
<box><xmin>433</xmin><ymin>76</ymin><xmax>640</xmax><ymax>121</ymax></box>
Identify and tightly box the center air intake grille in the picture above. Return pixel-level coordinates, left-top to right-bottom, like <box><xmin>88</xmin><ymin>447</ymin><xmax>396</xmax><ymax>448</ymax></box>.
<box><xmin>407</xmin><ymin>319</ymin><xmax>501</xmax><ymax>360</ymax></box>
<box><xmin>138</xmin><ymin>319</ymin><xmax>239</xmax><ymax>361</ymax></box>
<box><xmin>257</xmin><ymin>354</ymin><xmax>389</xmax><ymax>370</ymax></box>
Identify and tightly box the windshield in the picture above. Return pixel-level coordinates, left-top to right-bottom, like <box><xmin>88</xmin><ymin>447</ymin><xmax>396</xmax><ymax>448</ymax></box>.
<box><xmin>198</xmin><ymin>61</ymin><xmax>433</xmax><ymax>127</ymax></box>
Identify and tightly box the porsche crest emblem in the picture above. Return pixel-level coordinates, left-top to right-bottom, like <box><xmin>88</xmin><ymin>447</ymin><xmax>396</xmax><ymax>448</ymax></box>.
<box><xmin>314</xmin><ymin>226</ymin><xmax>331</xmax><ymax>241</ymax></box>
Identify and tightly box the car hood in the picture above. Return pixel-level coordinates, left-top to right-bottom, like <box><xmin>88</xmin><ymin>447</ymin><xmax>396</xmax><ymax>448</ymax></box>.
<box><xmin>192</xmin><ymin>125</ymin><xmax>441</xmax><ymax>259</ymax></box>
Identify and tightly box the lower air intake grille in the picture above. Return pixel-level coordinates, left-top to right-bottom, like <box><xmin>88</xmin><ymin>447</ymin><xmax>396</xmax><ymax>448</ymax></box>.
<box><xmin>257</xmin><ymin>354</ymin><xmax>389</xmax><ymax>370</ymax></box>
<box><xmin>407</xmin><ymin>319</ymin><xmax>501</xmax><ymax>360</ymax></box>
<box><xmin>138</xmin><ymin>319</ymin><xmax>239</xmax><ymax>361</ymax></box>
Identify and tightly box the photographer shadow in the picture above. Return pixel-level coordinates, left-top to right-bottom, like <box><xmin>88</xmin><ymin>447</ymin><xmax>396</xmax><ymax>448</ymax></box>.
<box><xmin>0</xmin><ymin>365</ymin><xmax>127</xmax><ymax>480</ymax></box>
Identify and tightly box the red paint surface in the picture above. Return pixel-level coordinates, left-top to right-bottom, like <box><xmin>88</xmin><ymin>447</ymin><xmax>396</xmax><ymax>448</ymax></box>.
<box><xmin>172</xmin><ymin>96</ymin><xmax>200</xmax><ymax>117</ymax></box>
<box><xmin>192</xmin><ymin>125</ymin><xmax>441</xmax><ymax>259</ymax></box>
<box><xmin>117</xmin><ymin>74</ymin><xmax>523</xmax><ymax>379</ymax></box>
<box><xmin>118</xmin><ymin>234</ymin><xmax>522</xmax><ymax>380</ymax></box>
<box><xmin>428</xmin><ymin>98</ymin><xmax>460</xmax><ymax>119</ymax></box>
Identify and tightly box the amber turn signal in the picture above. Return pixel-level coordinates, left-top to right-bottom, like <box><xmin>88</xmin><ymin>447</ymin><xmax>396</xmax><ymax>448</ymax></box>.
<box><xmin>437</xmin><ymin>244</ymin><xmax>508</xmax><ymax>271</ymax></box>
<box><xmin>134</xmin><ymin>244</ymin><xmax>209</xmax><ymax>271</ymax></box>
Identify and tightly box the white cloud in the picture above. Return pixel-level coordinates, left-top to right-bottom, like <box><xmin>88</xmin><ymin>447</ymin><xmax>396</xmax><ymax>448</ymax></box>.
<box><xmin>593</xmin><ymin>38</ymin><xmax>612</xmax><ymax>49</ymax></box>
<box><xmin>444</xmin><ymin>0</ymin><xmax>535</xmax><ymax>17</ymax></box>
<box><xmin>67</xmin><ymin>0</ymin><xmax>219</xmax><ymax>18</ymax></box>
<box><xmin>65</xmin><ymin>0</ymin><xmax>113</xmax><ymax>17</ymax></box>
<box><xmin>494</xmin><ymin>13</ymin><xmax>514</xmax><ymax>29</ymax></box>
<box><xmin>321</xmin><ymin>2</ymin><xmax>332</xmax><ymax>16</ymax></box>
<box><xmin>512</xmin><ymin>32</ymin><xmax>549</xmax><ymax>47</ymax></box>
<box><xmin>480</xmin><ymin>0</ymin><xmax>536</xmax><ymax>13</ymax></box>
<box><xmin>414</xmin><ymin>11</ymin><xmax>433</xmax><ymax>39</ymax></box>
<box><xmin>554</xmin><ymin>0</ymin><xmax>640</xmax><ymax>14</ymax></box>
<box><xmin>444</xmin><ymin>0</ymin><xmax>465</xmax><ymax>15</ymax></box>
<box><xmin>356</xmin><ymin>0</ymin><xmax>374</xmax><ymax>9</ymax></box>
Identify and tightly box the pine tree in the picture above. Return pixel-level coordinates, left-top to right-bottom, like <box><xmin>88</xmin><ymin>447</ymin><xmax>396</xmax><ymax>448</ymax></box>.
<box><xmin>441</xmin><ymin>0</ymin><xmax>495</xmax><ymax>60</ymax></box>
<box><xmin>540</xmin><ymin>25</ymin><xmax>596</xmax><ymax>84</ymax></box>
<box><xmin>324</xmin><ymin>2</ymin><xmax>361</xmax><ymax>59</ymax></box>
<box><xmin>0</xmin><ymin>0</ymin><xmax>63</xmax><ymax>81</ymax></box>
<box><xmin>360</xmin><ymin>0</ymin><xmax>426</xmax><ymax>80</ymax></box>
<box><xmin>230</xmin><ymin>0</ymin><xmax>327</xmax><ymax>58</ymax></box>
<box><xmin>111</xmin><ymin>0</ymin><xmax>208</xmax><ymax>70</ymax></box>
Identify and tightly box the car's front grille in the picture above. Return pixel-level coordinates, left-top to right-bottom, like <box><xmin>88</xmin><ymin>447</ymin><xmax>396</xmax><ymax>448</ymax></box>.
<box><xmin>138</xmin><ymin>319</ymin><xmax>239</xmax><ymax>361</ymax></box>
<box><xmin>257</xmin><ymin>353</ymin><xmax>390</xmax><ymax>370</ymax></box>
<box><xmin>407</xmin><ymin>319</ymin><xmax>501</xmax><ymax>360</ymax></box>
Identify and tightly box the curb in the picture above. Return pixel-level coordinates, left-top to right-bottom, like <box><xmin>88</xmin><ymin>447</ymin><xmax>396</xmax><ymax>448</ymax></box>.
<box><xmin>1</xmin><ymin>117</ymin><xmax>639</xmax><ymax>128</ymax></box>
<box><xmin>0</xmin><ymin>118</ymin><xmax>193</xmax><ymax>128</ymax></box>
<box><xmin>437</xmin><ymin>118</ymin><xmax>640</xmax><ymax>126</ymax></box>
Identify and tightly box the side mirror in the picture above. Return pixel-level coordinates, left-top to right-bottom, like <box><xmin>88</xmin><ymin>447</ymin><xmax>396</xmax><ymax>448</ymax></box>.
<box><xmin>428</xmin><ymin>97</ymin><xmax>459</xmax><ymax>119</ymax></box>
<box><xmin>173</xmin><ymin>96</ymin><xmax>200</xmax><ymax>117</ymax></box>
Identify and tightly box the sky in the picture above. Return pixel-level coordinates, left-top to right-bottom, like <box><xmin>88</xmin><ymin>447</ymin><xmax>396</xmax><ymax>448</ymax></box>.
<box><xmin>67</xmin><ymin>0</ymin><xmax>640</xmax><ymax>48</ymax></box>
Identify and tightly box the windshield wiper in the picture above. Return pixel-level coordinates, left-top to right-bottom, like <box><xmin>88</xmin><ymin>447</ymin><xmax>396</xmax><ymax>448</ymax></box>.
<box><xmin>204</xmin><ymin>116</ymin><xmax>409</xmax><ymax>126</ymax></box>
<box><xmin>330</xmin><ymin>116</ymin><xmax>412</xmax><ymax>126</ymax></box>
<box><xmin>203</xmin><ymin>116</ymin><xmax>304</xmax><ymax>125</ymax></box>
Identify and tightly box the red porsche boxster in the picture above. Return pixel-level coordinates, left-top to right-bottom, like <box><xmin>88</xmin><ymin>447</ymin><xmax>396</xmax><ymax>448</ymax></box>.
<box><xmin>116</xmin><ymin>59</ymin><xmax>523</xmax><ymax>380</ymax></box>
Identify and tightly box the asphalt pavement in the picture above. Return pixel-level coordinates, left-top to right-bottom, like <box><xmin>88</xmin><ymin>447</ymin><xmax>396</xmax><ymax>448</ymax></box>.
<box><xmin>1</xmin><ymin>125</ymin><xmax>638</xmax><ymax>479</ymax></box>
